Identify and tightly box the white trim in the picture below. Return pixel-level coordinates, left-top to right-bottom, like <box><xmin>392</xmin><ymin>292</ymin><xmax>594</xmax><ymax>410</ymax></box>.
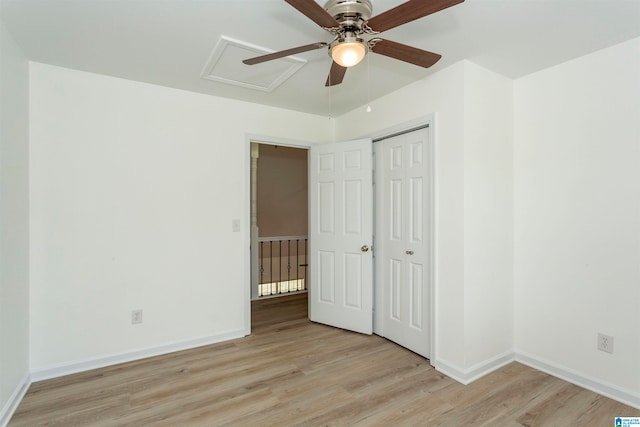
<box><xmin>243</xmin><ymin>134</ymin><xmax>252</xmax><ymax>335</ymax></box>
<box><xmin>428</xmin><ymin>114</ymin><xmax>437</xmax><ymax>365</ymax></box>
<box><xmin>434</xmin><ymin>350</ymin><xmax>640</xmax><ymax>409</ymax></box>
<box><xmin>516</xmin><ymin>351</ymin><xmax>640</xmax><ymax>410</ymax></box>
<box><xmin>367</xmin><ymin>115</ymin><xmax>435</xmax><ymax>143</ymax></box>
<box><xmin>434</xmin><ymin>351</ymin><xmax>515</xmax><ymax>385</ymax></box>
<box><xmin>373</xmin><ymin>138</ymin><xmax>383</xmax><ymax>336</ymax></box>
<box><xmin>30</xmin><ymin>329</ymin><xmax>245</xmax><ymax>382</ymax></box>
<box><xmin>0</xmin><ymin>372</ymin><xmax>31</xmax><ymax>427</ymax></box>
<box><xmin>246</xmin><ymin>134</ymin><xmax>314</xmax><ymax>150</ymax></box>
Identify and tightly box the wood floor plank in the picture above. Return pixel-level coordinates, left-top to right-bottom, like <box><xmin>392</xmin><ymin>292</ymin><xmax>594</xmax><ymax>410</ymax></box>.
<box><xmin>9</xmin><ymin>293</ymin><xmax>639</xmax><ymax>426</ymax></box>
<box><xmin>220</xmin><ymin>384</ymin><xmax>355</xmax><ymax>426</ymax></box>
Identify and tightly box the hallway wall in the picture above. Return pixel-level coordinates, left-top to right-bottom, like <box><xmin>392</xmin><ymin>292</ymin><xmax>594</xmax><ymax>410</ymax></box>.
<box><xmin>257</xmin><ymin>144</ymin><xmax>308</xmax><ymax>238</ymax></box>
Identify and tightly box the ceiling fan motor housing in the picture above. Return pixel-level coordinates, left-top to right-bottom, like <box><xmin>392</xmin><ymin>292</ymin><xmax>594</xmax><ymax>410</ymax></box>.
<box><xmin>325</xmin><ymin>0</ymin><xmax>373</xmax><ymax>30</ymax></box>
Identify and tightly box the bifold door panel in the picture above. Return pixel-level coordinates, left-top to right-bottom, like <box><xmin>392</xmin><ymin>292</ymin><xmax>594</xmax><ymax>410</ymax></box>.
<box><xmin>376</xmin><ymin>128</ymin><xmax>431</xmax><ymax>358</ymax></box>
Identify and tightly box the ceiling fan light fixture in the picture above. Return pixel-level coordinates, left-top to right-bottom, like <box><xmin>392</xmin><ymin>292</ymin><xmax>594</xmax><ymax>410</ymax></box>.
<box><xmin>243</xmin><ymin>0</ymin><xmax>464</xmax><ymax>87</ymax></box>
<box><xmin>330</xmin><ymin>38</ymin><xmax>366</xmax><ymax>68</ymax></box>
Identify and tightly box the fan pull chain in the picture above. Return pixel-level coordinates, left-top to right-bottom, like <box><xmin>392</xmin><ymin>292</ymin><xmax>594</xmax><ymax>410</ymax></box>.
<box><xmin>329</xmin><ymin>75</ymin><xmax>333</xmax><ymax>120</ymax></box>
<box><xmin>366</xmin><ymin>51</ymin><xmax>372</xmax><ymax>113</ymax></box>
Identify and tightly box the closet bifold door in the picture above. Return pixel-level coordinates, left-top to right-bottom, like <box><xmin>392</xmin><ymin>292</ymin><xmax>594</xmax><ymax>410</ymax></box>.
<box><xmin>378</xmin><ymin>127</ymin><xmax>431</xmax><ymax>358</ymax></box>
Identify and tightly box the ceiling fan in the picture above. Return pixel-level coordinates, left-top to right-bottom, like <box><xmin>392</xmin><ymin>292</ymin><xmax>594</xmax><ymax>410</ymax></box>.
<box><xmin>243</xmin><ymin>0</ymin><xmax>464</xmax><ymax>86</ymax></box>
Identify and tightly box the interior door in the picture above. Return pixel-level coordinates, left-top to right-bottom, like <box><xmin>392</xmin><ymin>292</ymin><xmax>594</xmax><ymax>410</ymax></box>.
<box><xmin>309</xmin><ymin>139</ymin><xmax>373</xmax><ymax>334</ymax></box>
<box><xmin>376</xmin><ymin>128</ymin><xmax>431</xmax><ymax>357</ymax></box>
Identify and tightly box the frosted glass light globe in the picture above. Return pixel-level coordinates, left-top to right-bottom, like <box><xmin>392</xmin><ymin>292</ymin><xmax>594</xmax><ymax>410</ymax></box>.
<box><xmin>331</xmin><ymin>41</ymin><xmax>366</xmax><ymax>67</ymax></box>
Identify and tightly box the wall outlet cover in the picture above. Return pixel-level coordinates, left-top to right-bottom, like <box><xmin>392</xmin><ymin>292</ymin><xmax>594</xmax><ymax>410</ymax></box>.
<box><xmin>597</xmin><ymin>333</ymin><xmax>614</xmax><ymax>353</ymax></box>
<box><xmin>131</xmin><ymin>309</ymin><xmax>143</xmax><ymax>325</ymax></box>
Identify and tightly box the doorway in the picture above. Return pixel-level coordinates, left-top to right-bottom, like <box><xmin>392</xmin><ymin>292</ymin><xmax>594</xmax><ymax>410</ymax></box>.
<box><xmin>250</xmin><ymin>142</ymin><xmax>309</xmax><ymax>303</ymax></box>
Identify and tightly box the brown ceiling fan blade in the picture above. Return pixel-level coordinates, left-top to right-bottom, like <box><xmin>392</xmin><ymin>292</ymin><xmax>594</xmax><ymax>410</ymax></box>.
<box><xmin>367</xmin><ymin>0</ymin><xmax>464</xmax><ymax>33</ymax></box>
<box><xmin>371</xmin><ymin>39</ymin><xmax>441</xmax><ymax>68</ymax></box>
<box><xmin>243</xmin><ymin>42</ymin><xmax>327</xmax><ymax>65</ymax></box>
<box><xmin>285</xmin><ymin>0</ymin><xmax>339</xmax><ymax>28</ymax></box>
<box><xmin>325</xmin><ymin>61</ymin><xmax>347</xmax><ymax>86</ymax></box>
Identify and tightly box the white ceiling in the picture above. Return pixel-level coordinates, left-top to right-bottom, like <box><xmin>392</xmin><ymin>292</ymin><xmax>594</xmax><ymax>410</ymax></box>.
<box><xmin>2</xmin><ymin>0</ymin><xmax>639</xmax><ymax>116</ymax></box>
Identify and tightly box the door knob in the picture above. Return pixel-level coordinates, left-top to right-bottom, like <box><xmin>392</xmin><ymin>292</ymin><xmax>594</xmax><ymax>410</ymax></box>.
<box><xmin>361</xmin><ymin>245</ymin><xmax>369</xmax><ymax>252</ymax></box>
<box><xmin>405</xmin><ymin>250</ymin><xmax>414</xmax><ymax>255</ymax></box>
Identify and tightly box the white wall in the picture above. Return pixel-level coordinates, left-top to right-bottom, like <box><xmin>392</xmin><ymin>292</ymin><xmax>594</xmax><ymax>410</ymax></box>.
<box><xmin>514</xmin><ymin>38</ymin><xmax>640</xmax><ymax>404</ymax></box>
<box><xmin>463</xmin><ymin>62</ymin><xmax>514</xmax><ymax>371</ymax></box>
<box><xmin>335</xmin><ymin>60</ymin><xmax>514</xmax><ymax>380</ymax></box>
<box><xmin>29</xmin><ymin>63</ymin><xmax>330</xmax><ymax>374</ymax></box>
<box><xmin>0</xmin><ymin>10</ymin><xmax>30</xmax><ymax>425</ymax></box>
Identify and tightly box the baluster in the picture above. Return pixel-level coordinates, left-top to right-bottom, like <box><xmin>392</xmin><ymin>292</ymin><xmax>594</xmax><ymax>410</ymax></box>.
<box><xmin>287</xmin><ymin>240</ymin><xmax>291</xmax><ymax>291</ymax></box>
<box><xmin>259</xmin><ymin>241</ymin><xmax>264</xmax><ymax>296</ymax></box>
<box><xmin>304</xmin><ymin>239</ymin><xmax>307</xmax><ymax>290</ymax></box>
<box><xmin>269</xmin><ymin>240</ymin><xmax>273</xmax><ymax>295</ymax></box>
<box><xmin>277</xmin><ymin>240</ymin><xmax>281</xmax><ymax>294</ymax></box>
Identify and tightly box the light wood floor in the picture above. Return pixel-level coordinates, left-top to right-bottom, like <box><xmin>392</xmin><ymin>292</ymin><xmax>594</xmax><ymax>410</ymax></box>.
<box><xmin>10</xmin><ymin>293</ymin><xmax>638</xmax><ymax>426</ymax></box>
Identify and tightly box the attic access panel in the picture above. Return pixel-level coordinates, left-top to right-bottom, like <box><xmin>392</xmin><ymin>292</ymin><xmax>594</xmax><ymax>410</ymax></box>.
<box><xmin>201</xmin><ymin>36</ymin><xmax>306</xmax><ymax>92</ymax></box>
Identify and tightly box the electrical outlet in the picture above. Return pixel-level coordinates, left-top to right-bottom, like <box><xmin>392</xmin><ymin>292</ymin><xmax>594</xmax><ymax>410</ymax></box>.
<box><xmin>131</xmin><ymin>309</ymin><xmax>143</xmax><ymax>325</ymax></box>
<box><xmin>597</xmin><ymin>333</ymin><xmax>614</xmax><ymax>353</ymax></box>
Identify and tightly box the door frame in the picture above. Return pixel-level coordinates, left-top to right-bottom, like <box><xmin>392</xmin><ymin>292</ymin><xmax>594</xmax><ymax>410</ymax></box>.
<box><xmin>243</xmin><ymin>134</ymin><xmax>312</xmax><ymax>336</ymax></box>
<box><xmin>369</xmin><ymin>114</ymin><xmax>436</xmax><ymax>364</ymax></box>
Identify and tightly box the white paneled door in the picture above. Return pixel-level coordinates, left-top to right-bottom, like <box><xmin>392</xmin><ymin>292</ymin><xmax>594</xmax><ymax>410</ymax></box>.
<box><xmin>375</xmin><ymin>127</ymin><xmax>431</xmax><ymax>358</ymax></box>
<box><xmin>309</xmin><ymin>139</ymin><xmax>373</xmax><ymax>334</ymax></box>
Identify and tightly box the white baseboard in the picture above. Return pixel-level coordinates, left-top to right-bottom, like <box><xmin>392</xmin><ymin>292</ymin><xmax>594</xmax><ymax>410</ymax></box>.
<box><xmin>30</xmin><ymin>328</ymin><xmax>247</xmax><ymax>382</ymax></box>
<box><xmin>435</xmin><ymin>351</ymin><xmax>640</xmax><ymax>409</ymax></box>
<box><xmin>0</xmin><ymin>372</ymin><xmax>31</xmax><ymax>427</ymax></box>
<box><xmin>434</xmin><ymin>351</ymin><xmax>515</xmax><ymax>385</ymax></box>
<box><xmin>516</xmin><ymin>351</ymin><xmax>640</xmax><ymax>410</ymax></box>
